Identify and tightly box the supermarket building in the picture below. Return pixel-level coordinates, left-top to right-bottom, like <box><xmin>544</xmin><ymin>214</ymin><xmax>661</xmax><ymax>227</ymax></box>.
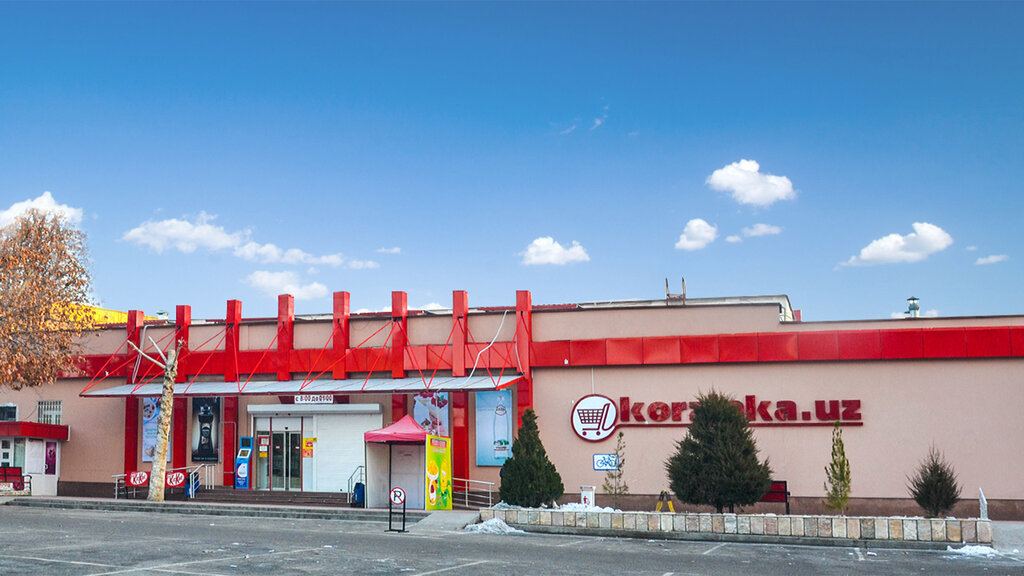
<box><xmin>2</xmin><ymin>288</ymin><xmax>1022</xmax><ymax>519</ymax></box>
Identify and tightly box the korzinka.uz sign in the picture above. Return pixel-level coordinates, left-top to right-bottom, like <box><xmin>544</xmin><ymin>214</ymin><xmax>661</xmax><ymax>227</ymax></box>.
<box><xmin>571</xmin><ymin>394</ymin><xmax>863</xmax><ymax>442</ymax></box>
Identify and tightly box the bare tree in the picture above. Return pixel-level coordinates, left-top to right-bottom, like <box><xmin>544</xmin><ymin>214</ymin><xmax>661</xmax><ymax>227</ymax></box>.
<box><xmin>130</xmin><ymin>338</ymin><xmax>182</xmax><ymax>502</ymax></box>
<box><xmin>0</xmin><ymin>209</ymin><xmax>93</xmax><ymax>389</ymax></box>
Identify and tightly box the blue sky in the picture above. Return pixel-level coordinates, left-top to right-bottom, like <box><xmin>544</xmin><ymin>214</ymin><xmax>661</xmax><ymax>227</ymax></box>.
<box><xmin>1</xmin><ymin>2</ymin><xmax>1021</xmax><ymax>321</ymax></box>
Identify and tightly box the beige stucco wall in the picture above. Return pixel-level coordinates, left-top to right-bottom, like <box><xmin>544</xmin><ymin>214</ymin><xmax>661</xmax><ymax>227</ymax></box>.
<box><xmin>529</xmin><ymin>358</ymin><xmax>1024</xmax><ymax>501</ymax></box>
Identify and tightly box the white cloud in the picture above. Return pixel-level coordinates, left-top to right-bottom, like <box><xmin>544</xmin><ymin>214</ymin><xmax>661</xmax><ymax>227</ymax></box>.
<box><xmin>742</xmin><ymin>223</ymin><xmax>782</xmax><ymax>237</ymax></box>
<box><xmin>122</xmin><ymin>211</ymin><xmax>242</xmax><ymax>253</ymax></box>
<box><xmin>244</xmin><ymin>270</ymin><xmax>328</xmax><ymax>300</ymax></box>
<box><xmin>521</xmin><ymin>237</ymin><xmax>590</xmax><ymax>265</ymax></box>
<box><xmin>966</xmin><ymin>246</ymin><xmax>978</xmax><ymax>251</ymax></box>
<box><xmin>725</xmin><ymin>235</ymin><xmax>742</xmax><ymax>243</ymax></box>
<box><xmin>706</xmin><ymin>159</ymin><xmax>796</xmax><ymax>207</ymax></box>
<box><xmin>124</xmin><ymin>211</ymin><xmax>364</xmax><ymax>268</ymax></box>
<box><xmin>1</xmin><ymin>191</ymin><xmax>84</xmax><ymax>228</ymax></box>
<box><xmin>675</xmin><ymin>219</ymin><xmax>718</xmax><ymax>251</ymax></box>
<box><xmin>559</xmin><ymin>125</ymin><xmax>577</xmax><ymax>135</ymax></box>
<box><xmin>843</xmin><ymin>222</ymin><xmax>953</xmax><ymax>266</ymax></box>
<box><xmin>590</xmin><ymin>117</ymin><xmax>605</xmax><ymax>130</ymax></box>
<box><xmin>377</xmin><ymin>247</ymin><xmax>401</xmax><ymax>254</ymax></box>
<box><xmin>976</xmin><ymin>254</ymin><xmax>1008</xmax><ymax>265</ymax></box>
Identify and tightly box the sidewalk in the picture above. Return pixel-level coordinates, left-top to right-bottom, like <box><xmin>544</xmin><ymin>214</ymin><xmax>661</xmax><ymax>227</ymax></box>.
<box><xmin>992</xmin><ymin>522</ymin><xmax>1024</xmax><ymax>554</ymax></box>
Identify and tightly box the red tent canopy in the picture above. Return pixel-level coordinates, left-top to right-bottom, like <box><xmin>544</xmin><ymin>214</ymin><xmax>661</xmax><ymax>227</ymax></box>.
<box><xmin>364</xmin><ymin>414</ymin><xmax>428</xmax><ymax>444</ymax></box>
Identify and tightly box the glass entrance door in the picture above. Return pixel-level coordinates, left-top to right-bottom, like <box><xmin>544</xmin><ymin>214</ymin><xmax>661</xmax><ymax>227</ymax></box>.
<box><xmin>270</xmin><ymin>431</ymin><xmax>301</xmax><ymax>491</ymax></box>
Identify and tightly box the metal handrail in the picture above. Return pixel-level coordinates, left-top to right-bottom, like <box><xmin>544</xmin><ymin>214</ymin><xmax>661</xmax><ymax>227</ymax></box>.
<box><xmin>113</xmin><ymin>463</ymin><xmax>214</xmax><ymax>500</ymax></box>
<box><xmin>451</xmin><ymin>477</ymin><xmax>495</xmax><ymax>509</ymax></box>
<box><xmin>346</xmin><ymin>465</ymin><xmax>365</xmax><ymax>498</ymax></box>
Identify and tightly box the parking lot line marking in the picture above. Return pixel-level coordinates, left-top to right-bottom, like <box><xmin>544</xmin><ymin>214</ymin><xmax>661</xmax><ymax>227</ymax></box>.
<box><xmin>702</xmin><ymin>543</ymin><xmax>727</xmax><ymax>555</ymax></box>
<box><xmin>82</xmin><ymin>546</ymin><xmax>329</xmax><ymax>576</ymax></box>
<box><xmin>411</xmin><ymin>560</ymin><xmax>489</xmax><ymax>575</ymax></box>
<box><xmin>854</xmin><ymin>547</ymin><xmax>865</xmax><ymax>561</ymax></box>
<box><xmin>555</xmin><ymin>538</ymin><xmax>594</xmax><ymax>547</ymax></box>
<box><xmin>0</xmin><ymin>554</ymin><xmax>116</xmax><ymax>569</ymax></box>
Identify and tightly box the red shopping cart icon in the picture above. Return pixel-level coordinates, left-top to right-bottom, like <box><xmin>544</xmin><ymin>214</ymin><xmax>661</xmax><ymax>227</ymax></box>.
<box><xmin>576</xmin><ymin>403</ymin><xmax>613</xmax><ymax>437</ymax></box>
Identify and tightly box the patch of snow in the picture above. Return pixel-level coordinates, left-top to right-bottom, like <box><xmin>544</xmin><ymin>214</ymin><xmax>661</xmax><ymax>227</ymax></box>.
<box><xmin>492</xmin><ymin>501</ymin><xmax>521</xmax><ymax>510</ymax></box>
<box><xmin>556</xmin><ymin>502</ymin><xmax>619</xmax><ymax>513</ymax></box>
<box><xmin>946</xmin><ymin>545</ymin><xmax>999</xmax><ymax>557</ymax></box>
<box><xmin>465</xmin><ymin>518</ymin><xmax>525</xmax><ymax>535</ymax></box>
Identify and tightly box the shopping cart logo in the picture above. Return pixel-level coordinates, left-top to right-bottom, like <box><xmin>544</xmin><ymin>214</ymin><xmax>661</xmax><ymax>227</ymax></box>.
<box><xmin>571</xmin><ymin>394</ymin><xmax>619</xmax><ymax>442</ymax></box>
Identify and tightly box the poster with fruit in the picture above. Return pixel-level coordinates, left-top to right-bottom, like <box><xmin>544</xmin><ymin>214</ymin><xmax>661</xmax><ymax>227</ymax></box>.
<box><xmin>424</xmin><ymin>434</ymin><xmax>452</xmax><ymax>511</ymax></box>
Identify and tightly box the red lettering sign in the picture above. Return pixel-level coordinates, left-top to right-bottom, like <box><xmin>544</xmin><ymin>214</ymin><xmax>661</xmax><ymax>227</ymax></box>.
<box><xmin>127</xmin><ymin>471</ymin><xmax>149</xmax><ymax>487</ymax></box>
<box><xmin>166</xmin><ymin>471</ymin><xmax>186</xmax><ymax>488</ymax></box>
<box><xmin>572</xmin><ymin>394</ymin><xmax>864</xmax><ymax>440</ymax></box>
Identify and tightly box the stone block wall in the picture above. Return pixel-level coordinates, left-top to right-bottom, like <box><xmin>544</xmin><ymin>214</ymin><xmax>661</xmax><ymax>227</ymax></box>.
<box><xmin>480</xmin><ymin>508</ymin><xmax>992</xmax><ymax>545</ymax></box>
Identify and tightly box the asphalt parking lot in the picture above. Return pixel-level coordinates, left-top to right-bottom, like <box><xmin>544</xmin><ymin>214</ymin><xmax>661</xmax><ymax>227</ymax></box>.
<box><xmin>0</xmin><ymin>505</ymin><xmax>1022</xmax><ymax>576</ymax></box>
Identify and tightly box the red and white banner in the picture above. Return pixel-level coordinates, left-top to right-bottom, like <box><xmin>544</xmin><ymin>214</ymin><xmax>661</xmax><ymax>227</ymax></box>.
<box><xmin>126</xmin><ymin>471</ymin><xmax>149</xmax><ymax>487</ymax></box>
<box><xmin>165</xmin><ymin>471</ymin><xmax>186</xmax><ymax>488</ymax></box>
<box><xmin>125</xmin><ymin>470</ymin><xmax>188</xmax><ymax>487</ymax></box>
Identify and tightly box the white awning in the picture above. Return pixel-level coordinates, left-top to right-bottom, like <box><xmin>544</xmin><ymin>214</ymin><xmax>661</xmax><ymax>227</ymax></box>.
<box><xmin>80</xmin><ymin>374</ymin><xmax>524</xmax><ymax>398</ymax></box>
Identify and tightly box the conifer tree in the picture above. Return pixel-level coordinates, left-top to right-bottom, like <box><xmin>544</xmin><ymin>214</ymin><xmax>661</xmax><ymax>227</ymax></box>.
<box><xmin>665</xmin><ymin>391</ymin><xmax>771</xmax><ymax>513</ymax></box>
<box><xmin>908</xmin><ymin>446</ymin><xmax>961</xmax><ymax>517</ymax></box>
<box><xmin>601</xmin><ymin>431</ymin><xmax>629</xmax><ymax>508</ymax></box>
<box><xmin>823</xmin><ymin>421</ymin><xmax>852</xmax><ymax>514</ymax></box>
<box><xmin>499</xmin><ymin>409</ymin><xmax>564</xmax><ymax>507</ymax></box>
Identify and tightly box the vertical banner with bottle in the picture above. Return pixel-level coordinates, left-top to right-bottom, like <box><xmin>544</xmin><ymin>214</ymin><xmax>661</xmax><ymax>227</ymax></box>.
<box><xmin>191</xmin><ymin>397</ymin><xmax>221</xmax><ymax>462</ymax></box>
<box><xmin>425</xmin><ymin>434</ymin><xmax>452</xmax><ymax>511</ymax></box>
<box><xmin>475</xmin><ymin>389</ymin><xmax>512</xmax><ymax>466</ymax></box>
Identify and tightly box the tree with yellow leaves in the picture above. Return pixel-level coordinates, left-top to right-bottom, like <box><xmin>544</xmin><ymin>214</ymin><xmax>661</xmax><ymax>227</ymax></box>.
<box><xmin>0</xmin><ymin>209</ymin><xmax>94</xmax><ymax>389</ymax></box>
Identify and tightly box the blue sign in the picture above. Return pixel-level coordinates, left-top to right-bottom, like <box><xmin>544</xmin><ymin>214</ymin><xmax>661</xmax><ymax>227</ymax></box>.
<box><xmin>593</xmin><ymin>453</ymin><xmax>618</xmax><ymax>471</ymax></box>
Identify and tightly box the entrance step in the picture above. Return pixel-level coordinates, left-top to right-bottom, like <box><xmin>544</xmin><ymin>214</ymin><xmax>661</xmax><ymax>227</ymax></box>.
<box><xmin>188</xmin><ymin>487</ymin><xmax>355</xmax><ymax>508</ymax></box>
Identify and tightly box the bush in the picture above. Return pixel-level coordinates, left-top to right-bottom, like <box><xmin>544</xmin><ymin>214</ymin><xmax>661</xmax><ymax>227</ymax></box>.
<box><xmin>907</xmin><ymin>446</ymin><xmax>961</xmax><ymax>517</ymax></box>
<box><xmin>499</xmin><ymin>409</ymin><xmax>564</xmax><ymax>507</ymax></box>
<box><xmin>665</xmin><ymin>391</ymin><xmax>772</xmax><ymax>513</ymax></box>
<box><xmin>823</xmin><ymin>421</ymin><xmax>852</xmax><ymax>514</ymax></box>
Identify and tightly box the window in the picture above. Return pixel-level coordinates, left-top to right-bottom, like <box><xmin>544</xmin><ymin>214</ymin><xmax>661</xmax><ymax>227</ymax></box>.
<box><xmin>37</xmin><ymin>400</ymin><xmax>62</xmax><ymax>425</ymax></box>
<box><xmin>0</xmin><ymin>404</ymin><xmax>16</xmax><ymax>422</ymax></box>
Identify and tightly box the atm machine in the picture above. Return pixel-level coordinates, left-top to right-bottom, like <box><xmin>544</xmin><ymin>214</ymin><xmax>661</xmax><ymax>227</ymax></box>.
<box><xmin>234</xmin><ymin>436</ymin><xmax>253</xmax><ymax>490</ymax></box>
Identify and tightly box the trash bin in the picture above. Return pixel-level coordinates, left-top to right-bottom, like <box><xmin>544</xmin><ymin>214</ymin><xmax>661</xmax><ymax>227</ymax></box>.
<box><xmin>352</xmin><ymin>482</ymin><xmax>365</xmax><ymax>508</ymax></box>
<box><xmin>580</xmin><ymin>485</ymin><xmax>595</xmax><ymax>507</ymax></box>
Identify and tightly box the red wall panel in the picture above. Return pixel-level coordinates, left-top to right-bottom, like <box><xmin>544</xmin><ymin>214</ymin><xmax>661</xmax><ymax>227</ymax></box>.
<box><xmin>923</xmin><ymin>328</ymin><xmax>966</xmax><ymax>359</ymax></box>
<box><xmin>570</xmin><ymin>339</ymin><xmax>607</xmax><ymax>366</ymax></box>
<box><xmin>719</xmin><ymin>334</ymin><xmax>758</xmax><ymax>363</ymax></box>
<box><xmin>681</xmin><ymin>335</ymin><xmax>719</xmax><ymax>363</ymax></box>
<box><xmin>880</xmin><ymin>329</ymin><xmax>924</xmax><ymax>359</ymax></box>
<box><xmin>758</xmin><ymin>333</ymin><xmax>798</xmax><ymax>362</ymax></box>
<box><xmin>838</xmin><ymin>331</ymin><xmax>881</xmax><ymax>360</ymax></box>
<box><xmin>643</xmin><ymin>337</ymin><xmax>682</xmax><ymax>365</ymax></box>
<box><xmin>532</xmin><ymin>341</ymin><xmax>571</xmax><ymax>367</ymax></box>
<box><xmin>798</xmin><ymin>331</ymin><xmax>839</xmax><ymax>361</ymax></box>
<box><xmin>606</xmin><ymin>338</ymin><xmax>644</xmax><ymax>365</ymax></box>
<box><xmin>966</xmin><ymin>327</ymin><xmax>1012</xmax><ymax>358</ymax></box>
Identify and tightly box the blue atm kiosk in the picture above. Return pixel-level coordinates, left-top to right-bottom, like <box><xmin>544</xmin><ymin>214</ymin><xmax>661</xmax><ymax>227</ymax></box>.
<box><xmin>235</xmin><ymin>436</ymin><xmax>253</xmax><ymax>490</ymax></box>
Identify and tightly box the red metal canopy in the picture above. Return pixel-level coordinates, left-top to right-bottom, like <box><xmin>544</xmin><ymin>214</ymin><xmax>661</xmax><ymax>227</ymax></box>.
<box><xmin>364</xmin><ymin>414</ymin><xmax>427</xmax><ymax>444</ymax></box>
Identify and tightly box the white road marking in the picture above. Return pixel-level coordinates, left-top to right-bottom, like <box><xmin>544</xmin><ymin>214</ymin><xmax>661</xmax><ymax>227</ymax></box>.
<box><xmin>556</xmin><ymin>538</ymin><xmax>595</xmax><ymax>547</ymax></box>
<box><xmin>82</xmin><ymin>546</ymin><xmax>327</xmax><ymax>575</ymax></box>
<box><xmin>411</xmin><ymin>560</ymin><xmax>490</xmax><ymax>575</ymax></box>
<box><xmin>853</xmin><ymin>547</ymin><xmax>865</xmax><ymax>561</ymax></box>
<box><xmin>0</xmin><ymin>554</ymin><xmax>115</xmax><ymax>568</ymax></box>
<box><xmin>702</xmin><ymin>542</ymin><xmax>727</xmax><ymax>555</ymax></box>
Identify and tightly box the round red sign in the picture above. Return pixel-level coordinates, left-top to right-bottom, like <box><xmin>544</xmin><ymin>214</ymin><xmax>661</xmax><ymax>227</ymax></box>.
<box><xmin>571</xmin><ymin>394</ymin><xmax>619</xmax><ymax>442</ymax></box>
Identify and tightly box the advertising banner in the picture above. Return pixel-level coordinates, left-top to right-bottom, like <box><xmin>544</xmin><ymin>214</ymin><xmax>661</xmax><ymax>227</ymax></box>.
<box><xmin>191</xmin><ymin>398</ymin><xmax>221</xmax><ymax>462</ymax></box>
<box><xmin>413</xmin><ymin>392</ymin><xmax>449</xmax><ymax>436</ymax></box>
<box><xmin>475</xmin><ymin>389</ymin><xmax>512</xmax><ymax>466</ymax></box>
<box><xmin>142</xmin><ymin>398</ymin><xmax>171</xmax><ymax>462</ymax></box>
<box><xmin>424</xmin><ymin>435</ymin><xmax>452</xmax><ymax>511</ymax></box>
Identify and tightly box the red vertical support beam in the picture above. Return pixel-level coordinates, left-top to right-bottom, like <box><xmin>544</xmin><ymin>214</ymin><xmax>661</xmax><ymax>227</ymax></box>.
<box><xmin>391</xmin><ymin>291</ymin><xmax>408</xmax><ymax>423</ymax></box>
<box><xmin>225</xmin><ymin>299</ymin><xmax>242</xmax><ymax>383</ymax></box>
<box><xmin>333</xmin><ymin>292</ymin><xmax>351</xmax><ymax>403</ymax></box>
<box><xmin>450</xmin><ymin>290</ymin><xmax>469</xmax><ymax>481</ymax></box>
<box><xmin>222</xmin><ymin>396</ymin><xmax>238</xmax><ymax>486</ymax></box>
<box><xmin>172</xmin><ymin>305</ymin><xmax>191</xmax><ymax>470</ymax></box>
<box><xmin>277</xmin><ymin>294</ymin><xmax>294</xmax><ymax>381</ymax></box>
<box><xmin>452</xmin><ymin>290</ymin><xmax>468</xmax><ymax>377</ymax></box>
<box><xmin>124</xmin><ymin>310</ymin><xmax>143</xmax><ymax>474</ymax></box>
<box><xmin>172</xmin><ymin>397</ymin><xmax>187</xmax><ymax>470</ymax></box>
<box><xmin>175</xmin><ymin>305</ymin><xmax>191</xmax><ymax>384</ymax></box>
<box><xmin>515</xmin><ymin>291</ymin><xmax>533</xmax><ymax>427</ymax></box>
<box><xmin>451</xmin><ymin>391</ymin><xmax>469</xmax><ymax>481</ymax></box>
<box><xmin>332</xmin><ymin>292</ymin><xmax>350</xmax><ymax>380</ymax></box>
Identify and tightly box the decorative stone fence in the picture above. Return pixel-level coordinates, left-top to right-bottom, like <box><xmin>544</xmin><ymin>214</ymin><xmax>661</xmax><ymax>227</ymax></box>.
<box><xmin>480</xmin><ymin>508</ymin><xmax>992</xmax><ymax>548</ymax></box>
